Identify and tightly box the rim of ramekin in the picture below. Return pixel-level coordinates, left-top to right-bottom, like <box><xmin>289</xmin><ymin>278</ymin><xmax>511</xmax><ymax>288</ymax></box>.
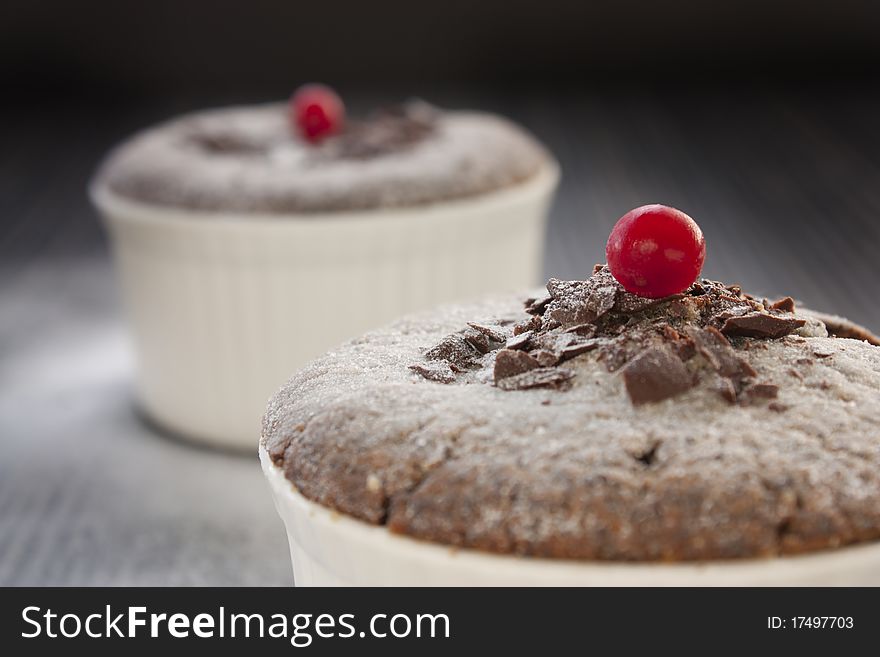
<box><xmin>90</xmin><ymin>159</ymin><xmax>560</xmax><ymax>229</ymax></box>
<box><xmin>259</xmin><ymin>442</ymin><xmax>880</xmax><ymax>585</ymax></box>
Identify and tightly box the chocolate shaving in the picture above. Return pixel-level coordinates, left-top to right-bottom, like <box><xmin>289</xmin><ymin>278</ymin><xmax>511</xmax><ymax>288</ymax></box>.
<box><xmin>614</xmin><ymin>291</ymin><xmax>684</xmax><ymax>314</ymax></box>
<box><xmin>527</xmin><ymin>331</ymin><xmax>601</xmax><ymax>366</ymax></box>
<box><xmin>527</xmin><ymin>332</ymin><xmax>569</xmax><ymax>357</ymax></box>
<box><xmin>584</xmin><ymin>283</ymin><xmax>619</xmax><ymax>319</ymax></box>
<box><xmin>410</xmin><ymin>267</ymin><xmax>833</xmax><ymax>409</ymax></box>
<box><xmin>770</xmin><ymin>297</ymin><xmax>796</xmax><ymax>313</ymax></box>
<box><xmin>621</xmin><ymin>345</ymin><xmax>695</xmax><ymax>405</ymax></box>
<box><xmin>688</xmin><ymin>327</ymin><xmax>757</xmax><ymax>380</ymax></box>
<box><xmin>513</xmin><ymin>316</ymin><xmax>542</xmax><ymax>335</ymax></box>
<box><xmin>524</xmin><ymin>295</ymin><xmax>551</xmax><ymax>316</ymax></box>
<box><xmin>330</xmin><ymin>103</ymin><xmax>437</xmax><ymax>160</ymax></box>
<box><xmin>600</xmin><ymin>340</ymin><xmax>638</xmax><ymax>372</ymax></box>
<box><xmin>545</xmin><ymin>274</ymin><xmax>618</xmax><ymax>327</ymax></box>
<box><xmin>495</xmin><ymin>367</ymin><xmax>575</xmax><ymax>391</ymax></box>
<box><xmin>547</xmin><ymin>307</ymin><xmax>596</xmax><ymax>329</ymax></box>
<box><xmin>717</xmin><ymin>377</ymin><xmax>737</xmax><ymax>403</ymax></box>
<box><xmin>424</xmin><ymin>334</ymin><xmax>481</xmax><ymax>371</ymax></box>
<box><xmin>467</xmin><ymin>323</ymin><xmax>508</xmax><ymax>344</ymax></box>
<box><xmin>493</xmin><ymin>349</ymin><xmax>541</xmax><ymax>381</ymax></box>
<box><xmin>712</xmin><ymin>306</ymin><xmax>754</xmax><ymax>324</ymax></box>
<box><xmin>505</xmin><ymin>331</ymin><xmax>533</xmax><ymax>351</ymax></box>
<box><xmin>745</xmin><ymin>383</ymin><xmax>779</xmax><ymax>399</ymax></box>
<box><xmin>192</xmin><ymin>132</ymin><xmax>264</xmax><ymax>155</ymax></box>
<box><xmin>564</xmin><ymin>323</ymin><xmax>597</xmax><ymax>337</ymax></box>
<box><xmin>560</xmin><ymin>339</ymin><xmax>601</xmax><ymax>361</ymax></box>
<box><xmin>409</xmin><ymin>362</ymin><xmax>456</xmax><ymax>384</ymax></box>
<box><xmin>533</xmin><ymin>349</ymin><xmax>560</xmax><ymax>367</ymax></box>
<box><xmin>463</xmin><ymin>328</ymin><xmax>493</xmax><ymax>354</ymax></box>
<box><xmin>663</xmin><ymin>325</ymin><xmax>696</xmax><ymax>360</ymax></box>
<box><xmin>720</xmin><ymin>313</ymin><xmax>806</xmax><ymax>339</ymax></box>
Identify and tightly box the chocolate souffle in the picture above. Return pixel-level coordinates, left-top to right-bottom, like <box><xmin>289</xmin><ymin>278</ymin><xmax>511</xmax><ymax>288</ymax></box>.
<box><xmin>263</xmin><ymin>265</ymin><xmax>880</xmax><ymax>562</ymax></box>
<box><xmin>94</xmin><ymin>101</ymin><xmax>549</xmax><ymax>213</ymax></box>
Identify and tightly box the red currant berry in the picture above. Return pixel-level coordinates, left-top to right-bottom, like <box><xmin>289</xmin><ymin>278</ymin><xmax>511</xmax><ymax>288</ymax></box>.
<box><xmin>290</xmin><ymin>84</ymin><xmax>345</xmax><ymax>143</ymax></box>
<box><xmin>605</xmin><ymin>204</ymin><xmax>706</xmax><ymax>298</ymax></box>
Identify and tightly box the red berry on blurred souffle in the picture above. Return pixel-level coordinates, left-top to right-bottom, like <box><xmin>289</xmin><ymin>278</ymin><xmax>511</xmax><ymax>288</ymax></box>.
<box><xmin>290</xmin><ymin>84</ymin><xmax>345</xmax><ymax>143</ymax></box>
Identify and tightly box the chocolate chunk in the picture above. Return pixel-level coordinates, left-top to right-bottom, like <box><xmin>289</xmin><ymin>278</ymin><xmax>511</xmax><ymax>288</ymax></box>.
<box><xmin>495</xmin><ymin>367</ymin><xmax>575</xmax><ymax>391</ymax></box>
<box><xmin>493</xmin><ymin>349</ymin><xmax>541</xmax><ymax>381</ymax></box>
<box><xmin>621</xmin><ymin>345</ymin><xmax>694</xmax><ymax>405</ymax></box>
<box><xmin>425</xmin><ymin>334</ymin><xmax>481</xmax><ymax>371</ymax></box>
<box><xmin>467</xmin><ymin>322</ymin><xmax>508</xmax><ymax>344</ymax></box>
<box><xmin>688</xmin><ymin>327</ymin><xmax>757</xmax><ymax>380</ymax></box>
<box><xmin>770</xmin><ymin>297</ymin><xmax>796</xmax><ymax>313</ymax></box>
<box><xmin>768</xmin><ymin>401</ymin><xmax>789</xmax><ymax>413</ymax></box>
<box><xmin>409</xmin><ymin>362</ymin><xmax>456</xmax><ymax>384</ymax></box>
<box><xmin>720</xmin><ymin>313</ymin><xmax>806</xmax><ymax>339</ymax></box>
<box><xmin>505</xmin><ymin>330</ymin><xmax>533</xmax><ymax>351</ymax></box>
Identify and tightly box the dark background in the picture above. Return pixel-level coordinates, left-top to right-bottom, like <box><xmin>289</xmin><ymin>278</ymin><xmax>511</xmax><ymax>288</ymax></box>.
<box><xmin>4</xmin><ymin>0</ymin><xmax>880</xmax><ymax>95</ymax></box>
<box><xmin>3</xmin><ymin>0</ymin><xmax>880</xmax><ymax>318</ymax></box>
<box><xmin>1</xmin><ymin>1</ymin><xmax>880</xmax><ymax>585</ymax></box>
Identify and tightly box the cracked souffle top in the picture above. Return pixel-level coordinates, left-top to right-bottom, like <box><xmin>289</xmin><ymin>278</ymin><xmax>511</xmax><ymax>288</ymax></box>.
<box><xmin>92</xmin><ymin>101</ymin><xmax>551</xmax><ymax>214</ymax></box>
<box><xmin>262</xmin><ymin>266</ymin><xmax>880</xmax><ymax>561</ymax></box>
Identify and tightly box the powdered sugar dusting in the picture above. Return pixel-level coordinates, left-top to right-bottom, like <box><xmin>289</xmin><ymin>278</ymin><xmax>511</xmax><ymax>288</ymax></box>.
<box><xmin>94</xmin><ymin>103</ymin><xmax>550</xmax><ymax>214</ymax></box>
<box><xmin>262</xmin><ymin>291</ymin><xmax>880</xmax><ymax>561</ymax></box>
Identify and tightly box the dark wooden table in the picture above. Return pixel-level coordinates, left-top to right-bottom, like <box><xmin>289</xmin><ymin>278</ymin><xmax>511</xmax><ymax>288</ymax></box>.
<box><xmin>2</xmin><ymin>86</ymin><xmax>878</xmax><ymax>584</ymax></box>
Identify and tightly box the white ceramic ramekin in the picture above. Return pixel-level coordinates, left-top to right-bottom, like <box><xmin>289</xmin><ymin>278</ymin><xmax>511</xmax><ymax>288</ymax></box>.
<box><xmin>93</xmin><ymin>163</ymin><xmax>558</xmax><ymax>450</ymax></box>
<box><xmin>260</xmin><ymin>445</ymin><xmax>880</xmax><ymax>586</ymax></box>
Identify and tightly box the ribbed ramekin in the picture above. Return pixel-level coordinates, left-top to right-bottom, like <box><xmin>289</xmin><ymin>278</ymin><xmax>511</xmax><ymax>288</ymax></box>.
<box><xmin>259</xmin><ymin>445</ymin><xmax>880</xmax><ymax>586</ymax></box>
<box><xmin>92</xmin><ymin>163</ymin><xmax>558</xmax><ymax>450</ymax></box>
